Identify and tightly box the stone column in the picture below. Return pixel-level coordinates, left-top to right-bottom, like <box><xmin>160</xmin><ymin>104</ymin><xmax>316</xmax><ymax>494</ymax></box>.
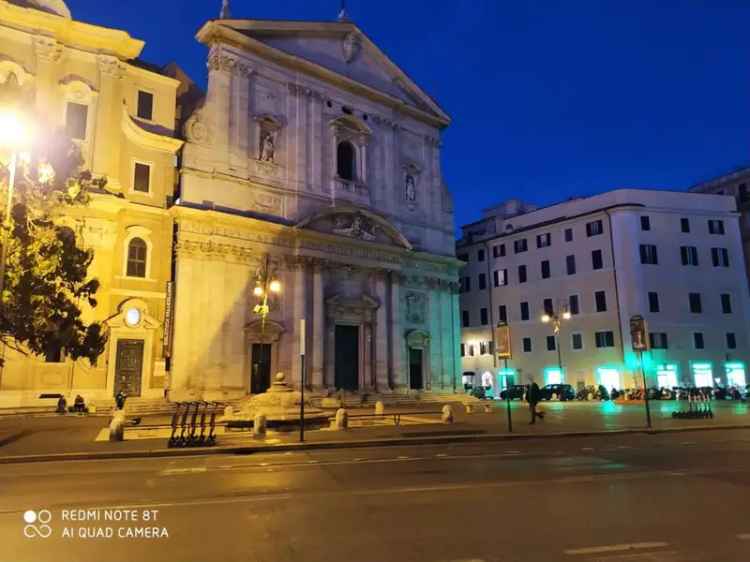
<box><xmin>33</xmin><ymin>37</ymin><xmax>62</xmax><ymax>120</ymax></box>
<box><xmin>229</xmin><ymin>67</ymin><xmax>253</xmax><ymax>171</ymax></box>
<box><xmin>205</xmin><ymin>47</ymin><xmax>234</xmax><ymax>168</ymax></box>
<box><xmin>390</xmin><ymin>272</ymin><xmax>405</xmax><ymax>390</ymax></box>
<box><xmin>311</xmin><ymin>263</ymin><xmax>325</xmax><ymax>390</ymax></box>
<box><xmin>374</xmin><ymin>271</ymin><xmax>389</xmax><ymax>392</ymax></box>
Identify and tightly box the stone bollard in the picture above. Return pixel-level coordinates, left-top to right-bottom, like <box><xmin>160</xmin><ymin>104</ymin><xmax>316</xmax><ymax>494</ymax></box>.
<box><xmin>441</xmin><ymin>404</ymin><xmax>454</xmax><ymax>424</ymax></box>
<box><xmin>253</xmin><ymin>413</ymin><xmax>267</xmax><ymax>438</ymax></box>
<box><xmin>375</xmin><ymin>401</ymin><xmax>385</xmax><ymax>415</ymax></box>
<box><xmin>334</xmin><ymin>408</ymin><xmax>349</xmax><ymax>430</ymax></box>
<box><xmin>465</xmin><ymin>403</ymin><xmax>473</xmax><ymax>414</ymax></box>
<box><xmin>109</xmin><ymin>410</ymin><xmax>126</xmax><ymax>442</ymax></box>
<box><xmin>484</xmin><ymin>403</ymin><xmax>492</xmax><ymax>413</ymax></box>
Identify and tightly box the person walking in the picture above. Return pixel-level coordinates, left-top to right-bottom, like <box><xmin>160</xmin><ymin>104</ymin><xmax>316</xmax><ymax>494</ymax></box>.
<box><xmin>528</xmin><ymin>380</ymin><xmax>545</xmax><ymax>424</ymax></box>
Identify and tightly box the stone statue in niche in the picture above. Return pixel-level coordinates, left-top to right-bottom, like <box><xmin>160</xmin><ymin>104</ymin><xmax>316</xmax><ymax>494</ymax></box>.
<box><xmin>405</xmin><ymin>292</ymin><xmax>426</xmax><ymax>324</ymax></box>
<box><xmin>259</xmin><ymin>130</ymin><xmax>276</xmax><ymax>162</ymax></box>
<box><xmin>405</xmin><ymin>174</ymin><xmax>416</xmax><ymax>202</ymax></box>
<box><xmin>333</xmin><ymin>214</ymin><xmax>377</xmax><ymax>241</ymax></box>
<box><xmin>342</xmin><ymin>32</ymin><xmax>362</xmax><ymax>63</ymax></box>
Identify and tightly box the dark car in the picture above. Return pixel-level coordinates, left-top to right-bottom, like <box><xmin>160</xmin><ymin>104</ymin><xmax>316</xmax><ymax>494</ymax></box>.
<box><xmin>500</xmin><ymin>384</ymin><xmax>528</xmax><ymax>400</ymax></box>
<box><xmin>540</xmin><ymin>383</ymin><xmax>575</xmax><ymax>401</ymax></box>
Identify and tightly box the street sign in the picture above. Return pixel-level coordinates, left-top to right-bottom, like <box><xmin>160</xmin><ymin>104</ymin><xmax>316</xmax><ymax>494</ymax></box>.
<box><xmin>495</xmin><ymin>323</ymin><xmax>512</xmax><ymax>359</ymax></box>
<box><xmin>630</xmin><ymin>314</ymin><xmax>648</xmax><ymax>352</ymax></box>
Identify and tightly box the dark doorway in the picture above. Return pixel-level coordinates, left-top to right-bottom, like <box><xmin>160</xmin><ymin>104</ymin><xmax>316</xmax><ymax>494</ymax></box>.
<box><xmin>409</xmin><ymin>348</ymin><xmax>424</xmax><ymax>390</ymax></box>
<box><xmin>335</xmin><ymin>325</ymin><xmax>359</xmax><ymax>390</ymax></box>
<box><xmin>114</xmin><ymin>339</ymin><xmax>144</xmax><ymax>397</ymax></box>
<box><xmin>251</xmin><ymin>343</ymin><xmax>272</xmax><ymax>394</ymax></box>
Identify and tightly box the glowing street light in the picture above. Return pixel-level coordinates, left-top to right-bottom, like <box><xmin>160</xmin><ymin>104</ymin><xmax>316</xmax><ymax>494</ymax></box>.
<box><xmin>252</xmin><ymin>253</ymin><xmax>281</xmax><ymax>330</ymax></box>
<box><xmin>541</xmin><ymin>302</ymin><xmax>571</xmax><ymax>382</ymax></box>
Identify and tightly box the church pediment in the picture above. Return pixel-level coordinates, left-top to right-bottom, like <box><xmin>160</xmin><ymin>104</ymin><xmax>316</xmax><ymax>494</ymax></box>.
<box><xmin>296</xmin><ymin>206</ymin><xmax>412</xmax><ymax>250</ymax></box>
<box><xmin>199</xmin><ymin>20</ymin><xmax>449</xmax><ymax>126</ymax></box>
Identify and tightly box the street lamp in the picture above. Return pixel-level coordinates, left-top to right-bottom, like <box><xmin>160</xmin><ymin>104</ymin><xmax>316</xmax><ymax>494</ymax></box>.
<box><xmin>252</xmin><ymin>253</ymin><xmax>281</xmax><ymax>330</ymax></box>
<box><xmin>541</xmin><ymin>303</ymin><xmax>571</xmax><ymax>383</ymax></box>
<box><xmin>0</xmin><ymin>110</ymin><xmax>33</xmax><ymax>302</ymax></box>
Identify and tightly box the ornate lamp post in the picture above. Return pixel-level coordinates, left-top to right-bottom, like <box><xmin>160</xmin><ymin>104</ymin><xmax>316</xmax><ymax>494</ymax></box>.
<box><xmin>252</xmin><ymin>253</ymin><xmax>281</xmax><ymax>330</ymax></box>
<box><xmin>541</xmin><ymin>304</ymin><xmax>571</xmax><ymax>383</ymax></box>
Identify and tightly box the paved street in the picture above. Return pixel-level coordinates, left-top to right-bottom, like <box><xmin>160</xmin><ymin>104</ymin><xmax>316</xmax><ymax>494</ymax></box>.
<box><xmin>2</xmin><ymin>428</ymin><xmax>750</xmax><ymax>562</ymax></box>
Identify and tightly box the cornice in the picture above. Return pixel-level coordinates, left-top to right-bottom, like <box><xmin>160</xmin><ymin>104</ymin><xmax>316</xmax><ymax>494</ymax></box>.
<box><xmin>121</xmin><ymin>106</ymin><xmax>184</xmax><ymax>154</ymax></box>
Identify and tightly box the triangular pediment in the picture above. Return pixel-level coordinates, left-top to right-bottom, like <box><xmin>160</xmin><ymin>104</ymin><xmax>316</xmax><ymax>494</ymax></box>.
<box><xmin>202</xmin><ymin>19</ymin><xmax>449</xmax><ymax>126</ymax></box>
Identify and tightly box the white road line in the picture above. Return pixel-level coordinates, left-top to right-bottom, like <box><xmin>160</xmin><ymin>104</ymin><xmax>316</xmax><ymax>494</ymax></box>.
<box><xmin>436</xmin><ymin>453</ymin><xmax>448</xmax><ymax>457</ymax></box>
<box><xmin>736</xmin><ymin>534</ymin><xmax>750</xmax><ymax>540</ymax></box>
<box><xmin>397</xmin><ymin>456</ymin><xmax>410</xmax><ymax>460</ymax></box>
<box><xmin>259</xmin><ymin>462</ymin><xmax>269</xmax><ymax>467</ymax></box>
<box><xmin>681</xmin><ymin>441</ymin><xmax>696</xmax><ymax>446</ymax></box>
<box><xmin>159</xmin><ymin>467</ymin><xmax>207</xmax><ymax>476</ymax></box>
<box><xmin>581</xmin><ymin>447</ymin><xmax>594</xmax><ymax>451</ymax></box>
<box><xmin>505</xmin><ymin>450</ymin><xmax>521</xmax><ymax>454</ymax></box>
<box><xmin>307</xmin><ymin>460</ymin><xmax>319</xmax><ymax>464</ymax></box>
<box><xmin>617</xmin><ymin>445</ymin><xmax>633</xmax><ymax>449</ymax></box>
<box><xmin>564</xmin><ymin>541</ymin><xmax>669</xmax><ymax>555</ymax></box>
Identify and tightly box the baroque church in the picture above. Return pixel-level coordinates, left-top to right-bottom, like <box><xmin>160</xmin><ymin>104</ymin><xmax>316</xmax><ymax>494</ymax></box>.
<box><xmin>0</xmin><ymin>0</ymin><xmax>462</xmax><ymax>407</ymax></box>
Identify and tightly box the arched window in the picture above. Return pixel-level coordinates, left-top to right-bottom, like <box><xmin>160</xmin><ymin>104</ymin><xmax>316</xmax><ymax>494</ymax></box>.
<box><xmin>337</xmin><ymin>141</ymin><xmax>356</xmax><ymax>181</ymax></box>
<box><xmin>126</xmin><ymin>238</ymin><xmax>147</xmax><ymax>278</ymax></box>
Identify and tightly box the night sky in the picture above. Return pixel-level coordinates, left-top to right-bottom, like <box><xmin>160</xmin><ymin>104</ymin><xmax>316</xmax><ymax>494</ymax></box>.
<box><xmin>68</xmin><ymin>0</ymin><xmax>750</xmax><ymax>229</ymax></box>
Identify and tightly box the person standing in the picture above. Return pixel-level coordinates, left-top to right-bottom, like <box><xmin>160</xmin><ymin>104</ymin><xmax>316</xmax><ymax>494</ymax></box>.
<box><xmin>528</xmin><ymin>380</ymin><xmax>545</xmax><ymax>424</ymax></box>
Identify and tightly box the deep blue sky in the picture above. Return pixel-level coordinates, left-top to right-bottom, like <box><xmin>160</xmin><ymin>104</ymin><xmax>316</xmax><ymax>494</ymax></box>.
<box><xmin>69</xmin><ymin>0</ymin><xmax>750</xmax><ymax>228</ymax></box>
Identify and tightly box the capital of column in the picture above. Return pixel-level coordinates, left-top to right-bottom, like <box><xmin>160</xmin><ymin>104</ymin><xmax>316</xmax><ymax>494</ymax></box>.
<box><xmin>97</xmin><ymin>54</ymin><xmax>126</xmax><ymax>79</ymax></box>
<box><xmin>34</xmin><ymin>37</ymin><xmax>62</xmax><ymax>63</ymax></box>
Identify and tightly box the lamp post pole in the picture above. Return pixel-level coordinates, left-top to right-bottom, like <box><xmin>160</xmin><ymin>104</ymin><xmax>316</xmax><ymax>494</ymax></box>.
<box><xmin>542</xmin><ymin>304</ymin><xmax>570</xmax><ymax>384</ymax></box>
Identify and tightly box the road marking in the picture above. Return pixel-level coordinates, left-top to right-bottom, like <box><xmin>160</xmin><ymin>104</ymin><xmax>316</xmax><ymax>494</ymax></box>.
<box><xmin>307</xmin><ymin>460</ymin><xmax>319</xmax><ymax>464</ymax></box>
<box><xmin>581</xmin><ymin>447</ymin><xmax>594</xmax><ymax>452</ymax></box>
<box><xmin>397</xmin><ymin>456</ymin><xmax>410</xmax><ymax>460</ymax></box>
<box><xmin>505</xmin><ymin>450</ymin><xmax>521</xmax><ymax>454</ymax></box>
<box><xmin>353</xmin><ymin>458</ymin><xmax>365</xmax><ymax>462</ymax></box>
<box><xmin>564</xmin><ymin>541</ymin><xmax>669</xmax><ymax>555</ymax></box>
<box><xmin>259</xmin><ymin>462</ymin><xmax>269</xmax><ymax>467</ymax></box>
<box><xmin>737</xmin><ymin>534</ymin><xmax>750</xmax><ymax>540</ymax></box>
<box><xmin>436</xmin><ymin>453</ymin><xmax>448</xmax><ymax>457</ymax></box>
<box><xmin>617</xmin><ymin>445</ymin><xmax>633</xmax><ymax>449</ymax></box>
<box><xmin>158</xmin><ymin>467</ymin><xmax>207</xmax><ymax>476</ymax></box>
<box><xmin>681</xmin><ymin>441</ymin><xmax>696</xmax><ymax>446</ymax></box>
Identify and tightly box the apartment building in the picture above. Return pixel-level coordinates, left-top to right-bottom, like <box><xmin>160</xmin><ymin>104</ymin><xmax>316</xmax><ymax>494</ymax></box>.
<box><xmin>456</xmin><ymin>189</ymin><xmax>750</xmax><ymax>396</ymax></box>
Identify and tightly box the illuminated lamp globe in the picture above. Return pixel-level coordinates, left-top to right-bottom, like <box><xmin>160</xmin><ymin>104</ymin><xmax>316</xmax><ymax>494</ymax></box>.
<box><xmin>562</xmin><ymin>311</ymin><xmax>572</xmax><ymax>320</ymax></box>
<box><xmin>125</xmin><ymin>307</ymin><xmax>141</xmax><ymax>327</ymax></box>
<box><xmin>541</xmin><ymin>314</ymin><xmax>551</xmax><ymax>323</ymax></box>
<box><xmin>0</xmin><ymin>110</ymin><xmax>33</xmax><ymax>149</ymax></box>
<box><xmin>253</xmin><ymin>286</ymin><xmax>264</xmax><ymax>297</ymax></box>
<box><xmin>269</xmin><ymin>279</ymin><xmax>281</xmax><ymax>294</ymax></box>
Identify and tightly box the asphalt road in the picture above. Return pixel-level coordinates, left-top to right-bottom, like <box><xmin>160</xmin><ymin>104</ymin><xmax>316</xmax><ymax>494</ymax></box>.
<box><xmin>2</xmin><ymin>429</ymin><xmax>750</xmax><ymax>562</ymax></box>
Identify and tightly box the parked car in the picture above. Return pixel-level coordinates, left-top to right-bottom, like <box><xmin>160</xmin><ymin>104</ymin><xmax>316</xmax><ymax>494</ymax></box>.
<box><xmin>540</xmin><ymin>383</ymin><xmax>575</xmax><ymax>401</ymax></box>
<box><xmin>500</xmin><ymin>384</ymin><xmax>528</xmax><ymax>401</ymax></box>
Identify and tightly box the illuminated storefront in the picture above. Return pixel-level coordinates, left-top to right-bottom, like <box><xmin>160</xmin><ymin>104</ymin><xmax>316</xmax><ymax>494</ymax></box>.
<box><xmin>597</xmin><ymin>367</ymin><xmax>621</xmax><ymax>390</ymax></box>
<box><xmin>725</xmin><ymin>362</ymin><xmax>746</xmax><ymax>388</ymax></box>
<box><xmin>691</xmin><ymin>362</ymin><xmax>713</xmax><ymax>387</ymax></box>
<box><xmin>544</xmin><ymin>367</ymin><xmax>563</xmax><ymax>385</ymax></box>
<box><xmin>656</xmin><ymin>364</ymin><xmax>678</xmax><ymax>388</ymax></box>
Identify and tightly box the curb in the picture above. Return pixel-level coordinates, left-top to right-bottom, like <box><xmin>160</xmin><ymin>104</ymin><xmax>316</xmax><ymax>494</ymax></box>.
<box><xmin>1</xmin><ymin>422</ymin><xmax>750</xmax><ymax>465</ymax></box>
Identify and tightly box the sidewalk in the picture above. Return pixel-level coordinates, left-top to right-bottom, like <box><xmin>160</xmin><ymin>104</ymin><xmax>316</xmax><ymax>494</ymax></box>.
<box><xmin>0</xmin><ymin>400</ymin><xmax>748</xmax><ymax>464</ymax></box>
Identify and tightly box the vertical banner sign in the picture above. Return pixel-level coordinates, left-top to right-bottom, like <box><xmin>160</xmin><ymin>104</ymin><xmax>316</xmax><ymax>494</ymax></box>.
<box><xmin>495</xmin><ymin>323</ymin><xmax>512</xmax><ymax>359</ymax></box>
<box><xmin>299</xmin><ymin>318</ymin><xmax>306</xmax><ymax>443</ymax></box>
<box><xmin>163</xmin><ymin>281</ymin><xmax>175</xmax><ymax>357</ymax></box>
<box><xmin>630</xmin><ymin>315</ymin><xmax>648</xmax><ymax>352</ymax></box>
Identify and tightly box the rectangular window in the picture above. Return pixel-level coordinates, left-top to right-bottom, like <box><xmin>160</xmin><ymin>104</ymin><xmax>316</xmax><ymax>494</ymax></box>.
<box><xmin>681</xmin><ymin>218</ymin><xmax>690</xmax><ymax>233</ymax></box>
<box><xmin>708</xmin><ymin>219</ymin><xmax>725</xmax><ymax>235</ymax></box>
<box><xmin>680</xmin><ymin>246</ymin><xmax>699</xmax><ymax>266</ymax></box>
<box><xmin>493</xmin><ymin>244</ymin><xmax>506</xmax><ymax>258</ymax></box>
<box><xmin>520</xmin><ymin>301</ymin><xmax>529</xmax><ymax>321</ymax></box>
<box><xmin>480</xmin><ymin>307</ymin><xmax>488</xmax><ymax>326</ymax></box>
<box><xmin>727</xmin><ymin>332</ymin><xmax>737</xmax><ymax>349</ymax></box>
<box><xmin>693</xmin><ymin>332</ymin><xmax>704</xmax><ymax>349</ymax></box>
<box><xmin>498</xmin><ymin>305</ymin><xmax>507</xmax><ymax>324</ymax></box>
<box><xmin>564</xmin><ymin>227</ymin><xmax>573</xmax><ymax>242</ymax></box>
<box><xmin>536</xmin><ymin>233</ymin><xmax>551</xmax><ymax>248</ymax></box>
<box><xmin>137</xmin><ymin>90</ymin><xmax>154</xmax><ymax>120</ymax></box>
<box><xmin>586</xmin><ymin>220</ymin><xmax>603</xmax><ymax>237</ymax></box>
<box><xmin>543</xmin><ymin>298</ymin><xmax>554</xmax><ymax>316</ymax></box>
<box><xmin>522</xmin><ymin>337</ymin><xmax>532</xmax><ymax>353</ymax></box>
<box><xmin>478</xmin><ymin>273</ymin><xmax>487</xmax><ymax>290</ymax></box>
<box><xmin>721</xmin><ymin>293</ymin><xmax>732</xmax><ymax>314</ymax></box>
<box><xmin>469</xmin><ymin>345</ymin><xmax>475</xmax><ymax>357</ymax></box>
<box><xmin>711</xmin><ymin>247</ymin><xmax>730</xmax><ymax>267</ymax></box>
<box><xmin>591</xmin><ymin>249</ymin><xmax>603</xmax><ymax>270</ymax></box>
<box><xmin>477</xmin><ymin>249</ymin><xmax>485</xmax><ymax>262</ymax></box>
<box><xmin>571</xmin><ymin>333</ymin><xmax>583</xmax><ymax>350</ymax></box>
<box><xmin>460</xmin><ymin>343</ymin><xmax>466</xmax><ymax>357</ymax></box>
<box><xmin>479</xmin><ymin>341</ymin><xmax>487</xmax><ymax>355</ymax></box>
<box><xmin>689</xmin><ymin>292</ymin><xmax>702</xmax><ymax>314</ymax></box>
<box><xmin>514</xmin><ymin>239</ymin><xmax>528</xmax><ymax>254</ymax></box>
<box><xmin>569</xmin><ymin>294</ymin><xmax>580</xmax><ymax>315</ymax></box>
<box><xmin>595</xmin><ymin>331</ymin><xmax>615</xmax><ymax>348</ymax></box>
<box><xmin>65</xmin><ymin>102</ymin><xmax>88</xmax><ymax>140</ymax></box>
<box><xmin>546</xmin><ymin>335</ymin><xmax>556</xmax><ymax>351</ymax></box>
<box><xmin>493</xmin><ymin>269</ymin><xmax>507</xmax><ymax>287</ymax></box>
<box><xmin>640</xmin><ymin>216</ymin><xmax>651</xmax><ymax>231</ymax></box>
<box><xmin>649</xmin><ymin>332</ymin><xmax>668</xmax><ymax>349</ymax></box>
<box><xmin>640</xmin><ymin>244</ymin><xmax>658</xmax><ymax>265</ymax></box>
<box><xmin>462</xmin><ymin>310</ymin><xmax>470</xmax><ymax>327</ymax></box>
<box><xmin>541</xmin><ymin>260</ymin><xmax>551</xmax><ymax>279</ymax></box>
<box><xmin>133</xmin><ymin>162</ymin><xmax>151</xmax><ymax>193</ymax></box>
<box><xmin>566</xmin><ymin>255</ymin><xmax>576</xmax><ymax>275</ymax></box>
<box><xmin>518</xmin><ymin>265</ymin><xmax>527</xmax><ymax>284</ymax></box>
<box><xmin>648</xmin><ymin>291</ymin><xmax>660</xmax><ymax>313</ymax></box>
<box><xmin>460</xmin><ymin>277</ymin><xmax>471</xmax><ymax>293</ymax></box>
<box><xmin>595</xmin><ymin>290</ymin><xmax>607</xmax><ymax>312</ymax></box>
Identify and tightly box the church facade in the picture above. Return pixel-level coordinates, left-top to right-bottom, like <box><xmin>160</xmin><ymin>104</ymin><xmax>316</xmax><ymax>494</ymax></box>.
<box><xmin>171</xmin><ymin>16</ymin><xmax>462</xmax><ymax>400</ymax></box>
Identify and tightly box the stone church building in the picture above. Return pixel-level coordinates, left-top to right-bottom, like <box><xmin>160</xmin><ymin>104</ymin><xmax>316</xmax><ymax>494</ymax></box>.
<box><xmin>171</xmin><ymin>10</ymin><xmax>462</xmax><ymax>400</ymax></box>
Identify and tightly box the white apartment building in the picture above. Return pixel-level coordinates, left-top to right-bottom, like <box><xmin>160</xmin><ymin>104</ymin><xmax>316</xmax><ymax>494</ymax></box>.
<box><xmin>456</xmin><ymin>189</ymin><xmax>750</xmax><ymax>396</ymax></box>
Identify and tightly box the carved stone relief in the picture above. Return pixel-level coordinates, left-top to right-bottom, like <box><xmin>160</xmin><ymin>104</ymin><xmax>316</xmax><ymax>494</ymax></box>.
<box><xmin>405</xmin><ymin>291</ymin><xmax>427</xmax><ymax>324</ymax></box>
<box><xmin>342</xmin><ymin>32</ymin><xmax>362</xmax><ymax>63</ymax></box>
<box><xmin>333</xmin><ymin>214</ymin><xmax>378</xmax><ymax>241</ymax></box>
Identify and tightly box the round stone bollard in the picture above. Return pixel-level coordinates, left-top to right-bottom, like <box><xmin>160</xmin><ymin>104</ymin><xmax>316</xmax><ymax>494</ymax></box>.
<box><xmin>334</xmin><ymin>408</ymin><xmax>349</xmax><ymax>430</ymax></box>
<box><xmin>483</xmin><ymin>403</ymin><xmax>492</xmax><ymax>413</ymax></box>
<box><xmin>374</xmin><ymin>401</ymin><xmax>385</xmax><ymax>415</ymax></box>
<box><xmin>253</xmin><ymin>413</ymin><xmax>267</xmax><ymax>438</ymax></box>
<box><xmin>109</xmin><ymin>410</ymin><xmax>126</xmax><ymax>442</ymax></box>
<box><xmin>441</xmin><ymin>404</ymin><xmax>454</xmax><ymax>424</ymax></box>
<box><xmin>465</xmin><ymin>403</ymin><xmax>473</xmax><ymax>414</ymax></box>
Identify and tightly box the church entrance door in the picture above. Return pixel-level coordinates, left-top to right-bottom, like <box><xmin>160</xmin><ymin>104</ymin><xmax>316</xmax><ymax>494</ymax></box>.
<box><xmin>409</xmin><ymin>348</ymin><xmax>424</xmax><ymax>390</ymax></box>
<box><xmin>335</xmin><ymin>325</ymin><xmax>359</xmax><ymax>391</ymax></box>
<box><xmin>114</xmin><ymin>339</ymin><xmax>144</xmax><ymax>398</ymax></box>
<box><xmin>251</xmin><ymin>343</ymin><xmax>272</xmax><ymax>394</ymax></box>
